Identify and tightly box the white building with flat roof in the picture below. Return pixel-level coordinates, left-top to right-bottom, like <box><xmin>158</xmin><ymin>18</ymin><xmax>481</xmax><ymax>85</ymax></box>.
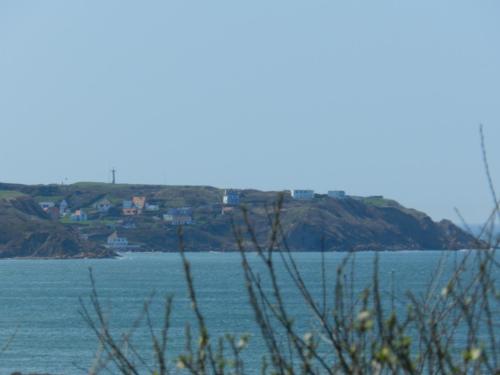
<box><xmin>328</xmin><ymin>190</ymin><xmax>346</xmax><ymax>199</ymax></box>
<box><xmin>107</xmin><ymin>232</ymin><xmax>129</xmax><ymax>248</ymax></box>
<box><xmin>291</xmin><ymin>190</ymin><xmax>314</xmax><ymax>200</ymax></box>
<box><xmin>145</xmin><ymin>203</ymin><xmax>160</xmax><ymax>211</ymax></box>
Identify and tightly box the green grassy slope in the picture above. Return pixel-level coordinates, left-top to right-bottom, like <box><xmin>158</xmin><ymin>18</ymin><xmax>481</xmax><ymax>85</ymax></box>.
<box><xmin>0</xmin><ymin>182</ymin><xmax>482</xmax><ymax>254</ymax></box>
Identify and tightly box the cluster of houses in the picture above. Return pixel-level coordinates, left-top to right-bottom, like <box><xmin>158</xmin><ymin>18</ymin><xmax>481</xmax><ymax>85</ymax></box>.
<box><xmin>38</xmin><ymin>189</ymin><xmax>346</xmax><ymax>224</ymax></box>
<box><xmin>122</xmin><ymin>196</ymin><xmax>160</xmax><ymax>215</ymax></box>
<box><xmin>38</xmin><ymin>195</ymin><xmax>196</xmax><ymax>226</ymax></box>
<box><xmin>38</xmin><ymin>199</ymin><xmax>88</xmax><ymax>222</ymax></box>
<box><xmin>39</xmin><ymin>201</ymin><xmax>61</xmax><ymax>220</ymax></box>
<box><xmin>38</xmin><ymin>188</ymin><xmax>348</xmax><ymax>250</ymax></box>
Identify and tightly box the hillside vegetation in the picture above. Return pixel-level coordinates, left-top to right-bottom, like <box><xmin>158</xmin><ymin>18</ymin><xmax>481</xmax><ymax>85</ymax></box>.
<box><xmin>0</xmin><ymin>182</ymin><xmax>481</xmax><ymax>258</ymax></box>
<box><xmin>0</xmin><ymin>194</ymin><xmax>114</xmax><ymax>258</ymax></box>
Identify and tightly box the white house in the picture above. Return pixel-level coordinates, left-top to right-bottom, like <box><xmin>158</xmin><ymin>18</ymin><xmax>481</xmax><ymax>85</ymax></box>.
<box><xmin>94</xmin><ymin>198</ymin><xmax>112</xmax><ymax>213</ymax></box>
<box><xmin>291</xmin><ymin>190</ymin><xmax>314</xmax><ymax>200</ymax></box>
<box><xmin>328</xmin><ymin>190</ymin><xmax>346</xmax><ymax>199</ymax></box>
<box><xmin>145</xmin><ymin>203</ymin><xmax>160</xmax><ymax>211</ymax></box>
<box><xmin>107</xmin><ymin>232</ymin><xmax>129</xmax><ymax>248</ymax></box>
<box><xmin>59</xmin><ymin>200</ymin><xmax>69</xmax><ymax>215</ymax></box>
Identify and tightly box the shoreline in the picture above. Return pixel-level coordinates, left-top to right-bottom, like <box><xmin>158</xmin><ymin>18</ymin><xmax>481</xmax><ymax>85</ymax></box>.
<box><xmin>0</xmin><ymin>247</ymin><xmax>487</xmax><ymax>261</ymax></box>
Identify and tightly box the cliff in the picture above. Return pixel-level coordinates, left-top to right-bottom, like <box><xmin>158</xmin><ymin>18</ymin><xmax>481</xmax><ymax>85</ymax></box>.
<box><xmin>0</xmin><ymin>182</ymin><xmax>483</xmax><ymax>257</ymax></box>
<box><xmin>0</xmin><ymin>195</ymin><xmax>115</xmax><ymax>258</ymax></box>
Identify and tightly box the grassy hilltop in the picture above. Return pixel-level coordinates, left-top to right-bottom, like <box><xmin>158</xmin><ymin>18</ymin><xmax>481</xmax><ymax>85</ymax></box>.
<box><xmin>0</xmin><ymin>182</ymin><xmax>481</xmax><ymax>258</ymax></box>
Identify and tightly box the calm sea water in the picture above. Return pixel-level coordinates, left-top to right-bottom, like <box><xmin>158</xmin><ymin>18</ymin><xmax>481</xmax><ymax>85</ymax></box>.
<box><xmin>0</xmin><ymin>251</ymin><xmax>489</xmax><ymax>374</ymax></box>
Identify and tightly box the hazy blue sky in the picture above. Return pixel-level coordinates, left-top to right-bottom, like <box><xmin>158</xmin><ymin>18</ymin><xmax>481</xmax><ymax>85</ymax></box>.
<box><xmin>1</xmin><ymin>1</ymin><xmax>499</xmax><ymax>223</ymax></box>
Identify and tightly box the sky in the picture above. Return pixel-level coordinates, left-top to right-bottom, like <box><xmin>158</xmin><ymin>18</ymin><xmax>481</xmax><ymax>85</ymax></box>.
<box><xmin>0</xmin><ymin>1</ymin><xmax>499</xmax><ymax>223</ymax></box>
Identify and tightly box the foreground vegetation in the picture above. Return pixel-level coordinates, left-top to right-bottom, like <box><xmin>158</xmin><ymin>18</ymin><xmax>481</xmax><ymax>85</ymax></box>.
<box><xmin>2</xmin><ymin>128</ymin><xmax>498</xmax><ymax>374</ymax></box>
<box><xmin>80</xmin><ymin>202</ymin><xmax>499</xmax><ymax>374</ymax></box>
<box><xmin>79</xmin><ymin>128</ymin><xmax>499</xmax><ymax>374</ymax></box>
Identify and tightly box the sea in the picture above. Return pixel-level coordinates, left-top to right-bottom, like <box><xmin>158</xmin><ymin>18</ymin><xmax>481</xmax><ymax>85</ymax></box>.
<box><xmin>0</xmin><ymin>251</ymin><xmax>496</xmax><ymax>374</ymax></box>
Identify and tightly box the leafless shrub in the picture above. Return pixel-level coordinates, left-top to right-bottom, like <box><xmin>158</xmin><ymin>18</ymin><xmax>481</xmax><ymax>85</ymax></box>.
<box><xmin>81</xmin><ymin>126</ymin><xmax>499</xmax><ymax>374</ymax></box>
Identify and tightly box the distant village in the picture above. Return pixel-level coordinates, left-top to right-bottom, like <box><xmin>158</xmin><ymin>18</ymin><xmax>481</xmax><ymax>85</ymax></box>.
<box><xmin>37</xmin><ymin>188</ymin><xmax>357</xmax><ymax>250</ymax></box>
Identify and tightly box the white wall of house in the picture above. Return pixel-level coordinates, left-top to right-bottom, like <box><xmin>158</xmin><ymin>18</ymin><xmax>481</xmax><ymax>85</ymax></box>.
<box><xmin>291</xmin><ymin>190</ymin><xmax>314</xmax><ymax>200</ymax></box>
<box><xmin>163</xmin><ymin>214</ymin><xmax>192</xmax><ymax>225</ymax></box>
<box><xmin>107</xmin><ymin>237</ymin><xmax>128</xmax><ymax>248</ymax></box>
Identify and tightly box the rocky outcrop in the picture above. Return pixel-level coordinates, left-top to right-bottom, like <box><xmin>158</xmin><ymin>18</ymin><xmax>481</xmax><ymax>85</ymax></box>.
<box><xmin>0</xmin><ymin>183</ymin><xmax>483</xmax><ymax>256</ymax></box>
<box><xmin>277</xmin><ymin>199</ymin><xmax>483</xmax><ymax>251</ymax></box>
<box><xmin>0</xmin><ymin>196</ymin><xmax>115</xmax><ymax>258</ymax></box>
<box><xmin>106</xmin><ymin>195</ymin><xmax>482</xmax><ymax>252</ymax></box>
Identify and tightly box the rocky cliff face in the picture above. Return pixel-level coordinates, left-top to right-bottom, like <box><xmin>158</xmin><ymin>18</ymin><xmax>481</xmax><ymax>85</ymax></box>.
<box><xmin>110</xmin><ymin>194</ymin><xmax>481</xmax><ymax>252</ymax></box>
<box><xmin>0</xmin><ymin>196</ymin><xmax>114</xmax><ymax>258</ymax></box>
<box><xmin>0</xmin><ymin>183</ymin><xmax>483</xmax><ymax>257</ymax></box>
<box><xmin>275</xmin><ymin>198</ymin><xmax>482</xmax><ymax>251</ymax></box>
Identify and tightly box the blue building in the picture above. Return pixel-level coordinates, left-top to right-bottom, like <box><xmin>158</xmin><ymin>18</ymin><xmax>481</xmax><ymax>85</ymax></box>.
<box><xmin>223</xmin><ymin>189</ymin><xmax>240</xmax><ymax>206</ymax></box>
<box><xmin>163</xmin><ymin>208</ymin><xmax>193</xmax><ymax>225</ymax></box>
